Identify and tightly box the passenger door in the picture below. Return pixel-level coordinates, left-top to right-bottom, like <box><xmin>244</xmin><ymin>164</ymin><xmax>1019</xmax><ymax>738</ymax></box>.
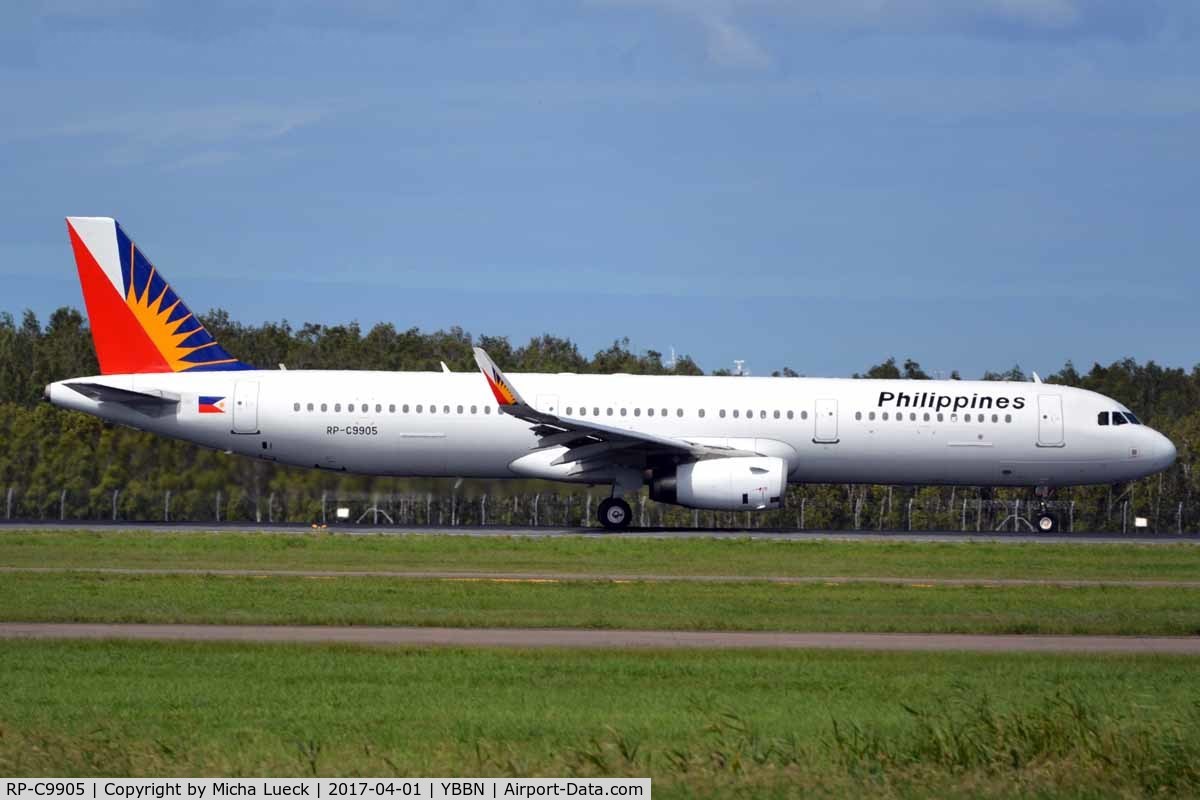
<box><xmin>813</xmin><ymin>398</ymin><xmax>839</xmax><ymax>443</ymax></box>
<box><xmin>1037</xmin><ymin>394</ymin><xmax>1065</xmax><ymax>447</ymax></box>
<box><xmin>232</xmin><ymin>381</ymin><xmax>260</xmax><ymax>434</ymax></box>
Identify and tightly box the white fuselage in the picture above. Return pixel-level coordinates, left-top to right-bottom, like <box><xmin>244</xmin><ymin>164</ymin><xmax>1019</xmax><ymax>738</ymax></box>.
<box><xmin>47</xmin><ymin>370</ymin><xmax>1177</xmax><ymax>492</ymax></box>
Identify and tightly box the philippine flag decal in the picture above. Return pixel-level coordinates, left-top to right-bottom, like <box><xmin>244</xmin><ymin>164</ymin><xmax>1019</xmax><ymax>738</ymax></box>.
<box><xmin>198</xmin><ymin>396</ymin><xmax>227</xmax><ymax>414</ymax></box>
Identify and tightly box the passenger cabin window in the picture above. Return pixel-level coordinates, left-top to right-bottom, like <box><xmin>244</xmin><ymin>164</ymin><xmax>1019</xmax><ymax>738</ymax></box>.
<box><xmin>787</xmin><ymin>411</ymin><xmax>794</xmax><ymax>420</ymax></box>
<box><xmin>855</xmin><ymin>412</ymin><xmax>862</xmax><ymax>420</ymax></box>
<box><xmin>699</xmin><ymin>409</ymin><xmax>706</xmax><ymax>418</ymax></box>
<box><xmin>307</xmin><ymin>403</ymin><xmax>314</xmax><ymax>412</ymax></box>
<box><xmin>773</xmin><ymin>410</ymin><xmax>780</xmax><ymax>419</ymax></box>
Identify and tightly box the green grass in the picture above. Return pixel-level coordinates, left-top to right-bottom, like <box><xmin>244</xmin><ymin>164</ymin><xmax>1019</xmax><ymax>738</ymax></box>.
<box><xmin>1</xmin><ymin>640</ymin><xmax>1198</xmax><ymax>797</ymax></box>
<box><xmin>2</xmin><ymin>530</ymin><xmax>1199</xmax><ymax>580</ymax></box>
<box><xmin>4</xmin><ymin>572</ymin><xmax>1200</xmax><ymax>634</ymax></box>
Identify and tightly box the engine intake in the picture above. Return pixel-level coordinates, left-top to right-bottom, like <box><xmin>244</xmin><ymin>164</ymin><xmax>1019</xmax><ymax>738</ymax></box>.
<box><xmin>650</xmin><ymin>456</ymin><xmax>787</xmax><ymax>511</ymax></box>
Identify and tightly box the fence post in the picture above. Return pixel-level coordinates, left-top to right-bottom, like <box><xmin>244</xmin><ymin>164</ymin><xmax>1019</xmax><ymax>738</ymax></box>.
<box><xmin>961</xmin><ymin>499</ymin><xmax>967</xmax><ymax>532</ymax></box>
<box><xmin>800</xmin><ymin>498</ymin><xmax>806</xmax><ymax>531</ymax></box>
<box><xmin>564</xmin><ymin>494</ymin><xmax>571</xmax><ymax>526</ymax></box>
<box><xmin>584</xmin><ymin>494</ymin><xmax>591</xmax><ymax>528</ymax></box>
<box><xmin>5</xmin><ymin>487</ymin><xmax>11</xmax><ymax>520</ymax></box>
<box><xmin>165</xmin><ymin>490</ymin><xmax>171</xmax><ymax>522</ymax></box>
<box><xmin>215</xmin><ymin>490</ymin><xmax>222</xmax><ymax>523</ymax></box>
<box><xmin>1014</xmin><ymin>499</ymin><xmax>1019</xmax><ymax>533</ymax></box>
<box><xmin>1122</xmin><ymin>501</ymin><xmax>1128</xmax><ymax>534</ymax></box>
<box><xmin>60</xmin><ymin>489</ymin><xmax>67</xmax><ymax>521</ymax></box>
<box><xmin>268</xmin><ymin>492</ymin><xmax>274</xmax><ymax>524</ymax></box>
<box><xmin>450</xmin><ymin>494</ymin><xmax>456</xmax><ymax>526</ymax></box>
<box><xmin>853</xmin><ymin>497</ymin><xmax>861</xmax><ymax>530</ymax></box>
<box><xmin>1069</xmin><ymin>501</ymin><xmax>1075</xmax><ymax>533</ymax></box>
<box><xmin>481</xmin><ymin>495</ymin><xmax>487</xmax><ymax>526</ymax></box>
<box><xmin>907</xmin><ymin>498</ymin><xmax>913</xmax><ymax>532</ymax></box>
<box><xmin>321</xmin><ymin>491</ymin><xmax>327</xmax><ymax>525</ymax></box>
<box><xmin>112</xmin><ymin>489</ymin><xmax>119</xmax><ymax>522</ymax></box>
<box><xmin>1179</xmin><ymin>502</ymin><xmax>1184</xmax><ymax>535</ymax></box>
<box><xmin>532</xmin><ymin>494</ymin><xmax>539</xmax><ymax>527</ymax></box>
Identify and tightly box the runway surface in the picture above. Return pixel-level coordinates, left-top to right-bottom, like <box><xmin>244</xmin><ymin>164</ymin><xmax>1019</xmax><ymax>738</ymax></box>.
<box><xmin>3</xmin><ymin>521</ymin><xmax>1197</xmax><ymax>544</ymax></box>
<box><xmin>3</xmin><ymin>565</ymin><xmax>1197</xmax><ymax>588</ymax></box>
<box><xmin>2</xmin><ymin>622</ymin><xmax>1197</xmax><ymax>654</ymax></box>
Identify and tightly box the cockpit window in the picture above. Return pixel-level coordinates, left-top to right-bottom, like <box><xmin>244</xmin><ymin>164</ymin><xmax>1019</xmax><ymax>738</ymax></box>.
<box><xmin>1124</xmin><ymin>412</ymin><xmax>1141</xmax><ymax>425</ymax></box>
<box><xmin>1097</xmin><ymin>412</ymin><xmax>1109</xmax><ymax>426</ymax></box>
<box><xmin>1113</xmin><ymin>412</ymin><xmax>1128</xmax><ymax>426</ymax></box>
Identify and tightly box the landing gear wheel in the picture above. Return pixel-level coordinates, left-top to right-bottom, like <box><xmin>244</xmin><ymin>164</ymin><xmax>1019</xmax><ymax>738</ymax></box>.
<box><xmin>598</xmin><ymin>498</ymin><xmax>632</xmax><ymax>531</ymax></box>
<box><xmin>1035</xmin><ymin>512</ymin><xmax>1058</xmax><ymax>533</ymax></box>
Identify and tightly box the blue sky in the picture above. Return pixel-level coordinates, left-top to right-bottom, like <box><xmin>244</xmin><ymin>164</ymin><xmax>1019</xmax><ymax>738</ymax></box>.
<box><xmin>2</xmin><ymin>0</ymin><xmax>1198</xmax><ymax>377</ymax></box>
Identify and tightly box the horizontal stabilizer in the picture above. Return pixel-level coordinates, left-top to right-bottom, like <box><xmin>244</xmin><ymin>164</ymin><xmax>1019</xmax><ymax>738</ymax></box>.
<box><xmin>65</xmin><ymin>382</ymin><xmax>180</xmax><ymax>411</ymax></box>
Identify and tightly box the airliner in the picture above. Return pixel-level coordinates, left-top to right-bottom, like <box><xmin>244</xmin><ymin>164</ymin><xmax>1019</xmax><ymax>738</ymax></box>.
<box><xmin>45</xmin><ymin>217</ymin><xmax>1176</xmax><ymax>531</ymax></box>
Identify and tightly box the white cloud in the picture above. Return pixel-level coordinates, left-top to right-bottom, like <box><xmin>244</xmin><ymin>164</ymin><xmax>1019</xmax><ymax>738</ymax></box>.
<box><xmin>596</xmin><ymin>0</ymin><xmax>1179</xmax><ymax>70</ymax></box>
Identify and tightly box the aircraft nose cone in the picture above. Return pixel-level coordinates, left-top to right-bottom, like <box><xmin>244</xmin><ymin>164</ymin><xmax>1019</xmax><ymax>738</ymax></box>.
<box><xmin>1157</xmin><ymin>433</ymin><xmax>1177</xmax><ymax>469</ymax></box>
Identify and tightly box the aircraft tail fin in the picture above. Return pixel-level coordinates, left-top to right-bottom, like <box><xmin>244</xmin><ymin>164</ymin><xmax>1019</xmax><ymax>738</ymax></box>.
<box><xmin>65</xmin><ymin>217</ymin><xmax>252</xmax><ymax>375</ymax></box>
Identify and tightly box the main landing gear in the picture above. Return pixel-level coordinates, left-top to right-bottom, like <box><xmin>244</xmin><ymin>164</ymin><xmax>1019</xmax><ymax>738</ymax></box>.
<box><xmin>1034</xmin><ymin>486</ymin><xmax>1058</xmax><ymax>533</ymax></box>
<box><xmin>597</xmin><ymin>497</ymin><xmax>632</xmax><ymax>531</ymax></box>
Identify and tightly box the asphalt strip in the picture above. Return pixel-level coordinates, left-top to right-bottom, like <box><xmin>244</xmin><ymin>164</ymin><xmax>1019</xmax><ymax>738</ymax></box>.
<box><xmin>1</xmin><ymin>623</ymin><xmax>1198</xmax><ymax>654</ymax></box>
<box><xmin>1</xmin><ymin>565</ymin><xmax>1198</xmax><ymax>588</ymax></box>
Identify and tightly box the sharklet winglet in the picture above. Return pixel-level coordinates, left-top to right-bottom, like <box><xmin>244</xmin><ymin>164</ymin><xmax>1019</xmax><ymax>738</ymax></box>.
<box><xmin>472</xmin><ymin>347</ymin><xmax>526</xmax><ymax>408</ymax></box>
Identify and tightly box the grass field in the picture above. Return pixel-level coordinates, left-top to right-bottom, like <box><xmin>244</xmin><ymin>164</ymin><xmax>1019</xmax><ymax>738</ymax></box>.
<box><xmin>4</xmin><ymin>571</ymin><xmax>1200</xmax><ymax>634</ymax></box>
<box><xmin>5</xmin><ymin>530</ymin><xmax>1199</xmax><ymax>796</ymax></box>
<box><xmin>2</xmin><ymin>529</ymin><xmax>1199</xmax><ymax>580</ymax></box>
<box><xmin>1</xmin><ymin>640</ymin><xmax>1197</xmax><ymax>798</ymax></box>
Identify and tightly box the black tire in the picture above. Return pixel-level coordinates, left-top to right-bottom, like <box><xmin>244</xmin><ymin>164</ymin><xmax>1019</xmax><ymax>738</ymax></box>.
<box><xmin>1035</xmin><ymin>512</ymin><xmax>1058</xmax><ymax>533</ymax></box>
<box><xmin>598</xmin><ymin>498</ymin><xmax>632</xmax><ymax>531</ymax></box>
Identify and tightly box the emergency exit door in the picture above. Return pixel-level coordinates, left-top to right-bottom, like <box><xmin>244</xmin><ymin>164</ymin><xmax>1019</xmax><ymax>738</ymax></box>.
<box><xmin>813</xmin><ymin>398</ymin><xmax>839</xmax><ymax>443</ymax></box>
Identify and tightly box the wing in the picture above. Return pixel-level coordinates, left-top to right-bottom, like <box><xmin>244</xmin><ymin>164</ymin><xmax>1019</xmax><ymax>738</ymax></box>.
<box><xmin>472</xmin><ymin>347</ymin><xmax>752</xmax><ymax>474</ymax></box>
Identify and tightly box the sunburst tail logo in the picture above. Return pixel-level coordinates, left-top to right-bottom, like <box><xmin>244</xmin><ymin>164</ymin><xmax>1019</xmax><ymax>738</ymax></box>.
<box><xmin>66</xmin><ymin>216</ymin><xmax>253</xmax><ymax>375</ymax></box>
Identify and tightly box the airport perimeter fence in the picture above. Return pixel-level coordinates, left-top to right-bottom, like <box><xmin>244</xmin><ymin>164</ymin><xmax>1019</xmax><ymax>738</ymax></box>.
<box><xmin>3</xmin><ymin>482</ymin><xmax>1197</xmax><ymax>534</ymax></box>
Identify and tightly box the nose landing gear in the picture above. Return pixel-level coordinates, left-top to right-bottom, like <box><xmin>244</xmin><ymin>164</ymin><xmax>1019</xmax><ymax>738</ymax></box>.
<box><xmin>1034</xmin><ymin>485</ymin><xmax>1058</xmax><ymax>533</ymax></box>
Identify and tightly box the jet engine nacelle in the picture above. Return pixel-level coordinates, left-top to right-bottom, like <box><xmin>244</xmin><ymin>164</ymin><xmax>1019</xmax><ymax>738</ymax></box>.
<box><xmin>650</xmin><ymin>456</ymin><xmax>787</xmax><ymax>511</ymax></box>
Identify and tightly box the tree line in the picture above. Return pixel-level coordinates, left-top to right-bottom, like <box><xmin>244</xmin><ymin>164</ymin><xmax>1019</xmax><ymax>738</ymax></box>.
<box><xmin>1</xmin><ymin>307</ymin><xmax>1197</xmax><ymax>531</ymax></box>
